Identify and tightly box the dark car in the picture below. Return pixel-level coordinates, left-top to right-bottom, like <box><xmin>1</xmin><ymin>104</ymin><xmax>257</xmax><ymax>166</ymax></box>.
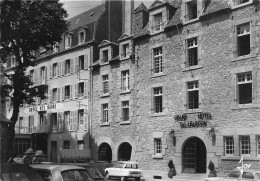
<box><xmin>1</xmin><ymin>163</ymin><xmax>43</xmax><ymax>181</ymax></box>
<box><xmin>72</xmin><ymin>164</ymin><xmax>106</xmax><ymax>181</ymax></box>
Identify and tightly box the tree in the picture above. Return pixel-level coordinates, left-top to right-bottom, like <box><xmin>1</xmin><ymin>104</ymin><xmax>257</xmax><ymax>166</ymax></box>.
<box><xmin>0</xmin><ymin>0</ymin><xmax>68</xmax><ymax>162</ymax></box>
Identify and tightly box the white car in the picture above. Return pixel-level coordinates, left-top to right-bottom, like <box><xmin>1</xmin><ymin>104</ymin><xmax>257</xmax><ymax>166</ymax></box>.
<box><xmin>105</xmin><ymin>161</ymin><xmax>142</xmax><ymax>181</ymax></box>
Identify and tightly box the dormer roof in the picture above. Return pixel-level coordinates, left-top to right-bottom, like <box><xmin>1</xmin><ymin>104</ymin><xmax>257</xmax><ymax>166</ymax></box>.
<box><xmin>149</xmin><ymin>0</ymin><xmax>168</xmax><ymax>11</ymax></box>
<box><xmin>202</xmin><ymin>0</ymin><xmax>230</xmax><ymax>16</ymax></box>
<box><xmin>134</xmin><ymin>2</ymin><xmax>147</xmax><ymax>13</ymax></box>
<box><xmin>118</xmin><ymin>33</ymin><xmax>132</xmax><ymax>42</ymax></box>
<box><xmin>98</xmin><ymin>40</ymin><xmax>117</xmax><ymax>48</ymax></box>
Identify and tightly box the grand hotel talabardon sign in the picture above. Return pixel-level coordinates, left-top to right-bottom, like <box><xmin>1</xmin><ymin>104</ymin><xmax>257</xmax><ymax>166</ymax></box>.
<box><xmin>24</xmin><ymin>103</ymin><xmax>63</xmax><ymax>113</ymax></box>
<box><xmin>174</xmin><ymin>112</ymin><xmax>212</xmax><ymax>128</ymax></box>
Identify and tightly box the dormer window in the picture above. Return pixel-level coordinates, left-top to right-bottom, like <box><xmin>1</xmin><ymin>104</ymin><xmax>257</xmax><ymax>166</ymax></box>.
<box><xmin>65</xmin><ymin>35</ymin><xmax>72</xmax><ymax>49</ymax></box>
<box><xmin>186</xmin><ymin>0</ymin><xmax>197</xmax><ymax>21</ymax></box>
<box><xmin>154</xmin><ymin>13</ymin><xmax>163</xmax><ymax>32</ymax></box>
<box><xmin>78</xmin><ymin>30</ymin><xmax>85</xmax><ymax>45</ymax></box>
<box><xmin>52</xmin><ymin>43</ymin><xmax>59</xmax><ymax>53</ymax></box>
<box><xmin>102</xmin><ymin>50</ymin><xmax>108</xmax><ymax>63</ymax></box>
<box><xmin>122</xmin><ymin>43</ymin><xmax>129</xmax><ymax>58</ymax></box>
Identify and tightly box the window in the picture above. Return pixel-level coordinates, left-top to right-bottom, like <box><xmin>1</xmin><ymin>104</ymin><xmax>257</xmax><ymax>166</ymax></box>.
<box><xmin>78</xmin><ymin>109</ymin><xmax>84</xmax><ymax>125</ymax></box>
<box><xmin>65</xmin><ymin>59</ymin><xmax>70</xmax><ymax>74</ymax></box>
<box><xmin>78</xmin><ymin>30</ymin><xmax>85</xmax><ymax>44</ymax></box>
<box><xmin>257</xmin><ymin>136</ymin><xmax>260</xmax><ymax>156</ymax></box>
<box><xmin>102</xmin><ymin>103</ymin><xmax>108</xmax><ymax>123</ymax></box>
<box><xmin>78</xmin><ymin>82</ymin><xmax>84</xmax><ymax>97</ymax></box>
<box><xmin>154</xmin><ymin>13</ymin><xmax>163</xmax><ymax>31</ymax></box>
<box><xmin>40</xmin><ymin>88</ymin><xmax>48</xmax><ymax>104</ymax></box>
<box><xmin>225</xmin><ymin>136</ymin><xmax>234</xmax><ymax>155</ymax></box>
<box><xmin>52</xmin><ymin>43</ymin><xmax>59</xmax><ymax>53</ymax></box>
<box><xmin>234</xmin><ymin>0</ymin><xmax>249</xmax><ymax>6</ymax></box>
<box><xmin>77</xmin><ymin>140</ymin><xmax>84</xmax><ymax>150</ymax></box>
<box><xmin>102</xmin><ymin>75</ymin><xmax>109</xmax><ymax>94</ymax></box>
<box><xmin>52</xmin><ymin>88</ymin><xmax>57</xmax><ymax>102</ymax></box>
<box><xmin>29</xmin><ymin>70</ymin><xmax>34</xmax><ymax>82</ymax></box>
<box><xmin>65</xmin><ymin>35</ymin><xmax>71</xmax><ymax>49</ymax></box>
<box><xmin>187</xmin><ymin>38</ymin><xmax>198</xmax><ymax>66</ymax></box>
<box><xmin>153</xmin><ymin>87</ymin><xmax>163</xmax><ymax>113</ymax></box>
<box><xmin>122</xmin><ymin>43</ymin><xmax>129</xmax><ymax>58</ymax></box>
<box><xmin>52</xmin><ymin>113</ymin><xmax>58</xmax><ymax>131</ymax></box>
<box><xmin>64</xmin><ymin>85</ymin><xmax>70</xmax><ymax>100</ymax></box>
<box><xmin>102</xmin><ymin>50</ymin><xmax>108</xmax><ymax>63</ymax></box>
<box><xmin>52</xmin><ymin>63</ymin><xmax>57</xmax><ymax>77</ymax></box>
<box><xmin>64</xmin><ymin>111</ymin><xmax>70</xmax><ymax>129</ymax></box>
<box><xmin>240</xmin><ymin>135</ymin><xmax>250</xmax><ymax>155</ymax></box>
<box><xmin>237</xmin><ymin>72</ymin><xmax>252</xmax><ymax>104</ymax></box>
<box><xmin>63</xmin><ymin>141</ymin><xmax>70</xmax><ymax>149</ymax></box>
<box><xmin>237</xmin><ymin>23</ymin><xmax>250</xmax><ymax>57</ymax></box>
<box><xmin>186</xmin><ymin>0</ymin><xmax>197</xmax><ymax>21</ymax></box>
<box><xmin>187</xmin><ymin>81</ymin><xmax>199</xmax><ymax>109</ymax></box>
<box><xmin>40</xmin><ymin>66</ymin><xmax>46</xmax><ymax>82</ymax></box>
<box><xmin>79</xmin><ymin>55</ymin><xmax>84</xmax><ymax>70</ymax></box>
<box><xmin>121</xmin><ymin>70</ymin><xmax>130</xmax><ymax>92</ymax></box>
<box><xmin>154</xmin><ymin>138</ymin><xmax>162</xmax><ymax>154</ymax></box>
<box><xmin>153</xmin><ymin>47</ymin><xmax>163</xmax><ymax>74</ymax></box>
<box><xmin>122</xmin><ymin>101</ymin><xmax>129</xmax><ymax>121</ymax></box>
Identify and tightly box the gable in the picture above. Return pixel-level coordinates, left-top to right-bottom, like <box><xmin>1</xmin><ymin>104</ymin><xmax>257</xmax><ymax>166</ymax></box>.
<box><xmin>118</xmin><ymin>33</ymin><xmax>132</xmax><ymax>42</ymax></box>
<box><xmin>98</xmin><ymin>40</ymin><xmax>113</xmax><ymax>48</ymax></box>
<box><xmin>149</xmin><ymin>0</ymin><xmax>165</xmax><ymax>9</ymax></box>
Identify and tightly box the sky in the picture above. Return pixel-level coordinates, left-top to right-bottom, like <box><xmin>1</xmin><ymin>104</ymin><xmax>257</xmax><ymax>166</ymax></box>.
<box><xmin>60</xmin><ymin>0</ymin><xmax>154</xmax><ymax>19</ymax></box>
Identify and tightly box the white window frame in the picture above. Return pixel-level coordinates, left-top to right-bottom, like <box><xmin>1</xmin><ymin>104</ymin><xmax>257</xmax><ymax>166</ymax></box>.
<box><xmin>154</xmin><ymin>138</ymin><xmax>162</xmax><ymax>155</ymax></box>
<box><xmin>79</xmin><ymin>55</ymin><xmax>85</xmax><ymax>70</ymax></box>
<box><xmin>102</xmin><ymin>103</ymin><xmax>109</xmax><ymax>123</ymax></box>
<box><xmin>153</xmin><ymin>87</ymin><xmax>163</xmax><ymax>113</ymax></box>
<box><xmin>65</xmin><ymin>59</ymin><xmax>71</xmax><ymax>74</ymax></box>
<box><xmin>236</xmin><ymin>22</ymin><xmax>251</xmax><ymax>57</ymax></box>
<box><xmin>240</xmin><ymin>135</ymin><xmax>251</xmax><ymax>156</ymax></box>
<box><xmin>153</xmin><ymin>47</ymin><xmax>163</xmax><ymax>74</ymax></box>
<box><xmin>237</xmin><ymin>72</ymin><xmax>252</xmax><ymax>105</ymax></box>
<box><xmin>225</xmin><ymin>136</ymin><xmax>234</xmax><ymax>156</ymax></box>
<box><xmin>78</xmin><ymin>82</ymin><xmax>84</xmax><ymax>98</ymax></box>
<box><xmin>187</xmin><ymin>37</ymin><xmax>198</xmax><ymax>67</ymax></box>
<box><xmin>102</xmin><ymin>75</ymin><xmax>109</xmax><ymax>94</ymax></box>
<box><xmin>78</xmin><ymin>109</ymin><xmax>84</xmax><ymax>125</ymax></box>
<box><xmin>121</xmin><ymin>70</ymin><xmax>130</xmax><ymax>92</ymax></box>
<box><xmin>187</xmin><ymin>81</ymin><xmax>199</xmax><ymax>110</ymax></box>
<box><xmin>186</xmin><ymin>0</ymin><xmax>197</xmax><ymax>22</ymax></box>
<box><xmin>52</xmin><ymin>88</ymin><xmax>58</xmax><ymax>102</ymax></box>
<box><xmin>65</xmin><ymin>35</ymin><xmax>72</xmax><ymax>49</ymax></box>
<box><xmin>122</xmin><ymin>43</ymin><xmax>130</xmax><ymax>58</ymax></box>
<box><xmin>78</xmin><ymin>29</ymin><xmax>85</xmax><ymax>45</ymax></box>
<box><xmin>52</xmin><ymin>63</ymin><xmax>58</xmax><ymax>77</ymax></box>
<box><xmin>102</xmin><ymin>49</ymin><xmax>109</xmax><ymax>63</ymax></box>
<box><xmin>64</xmin><ymin>85</ymin><xmax>70</xmax><ymax>100</ymax></box>
<box><xmin>153</xmin><ymin>12</ymin><xmax>163</xmax><ymax>32</ymax></box>
<box><xmin>122</xmin><ymin>101</ymin><xmax>129</xmax><ymax>121</ymax></box>
<box><xmin>64</xmin><ymin>111</ymin><xmax>70</xmax><ymax>130</ymax></box>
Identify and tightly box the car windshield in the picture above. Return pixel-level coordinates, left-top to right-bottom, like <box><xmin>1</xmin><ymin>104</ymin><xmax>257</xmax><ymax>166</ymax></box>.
<box><xmin>125</xmin><ymin>164</ymin><xmax>138</xmax><ymax>169</ymax></box>
<box><xmin>86</xmin><ymin>167</ymin><xmax>103</xmax><ymax>179</ymax></box>
<box><xmin>228</xmin><ymin>170</ymin><xmax>241</xmax><ymax>178</ymax></box>
<box><xmin>36</xmin><ymin>169</ymin><xmax>52</xmax><ymax>181</ymax></box>
<box><xmin>2</xmin><ymin>171</ymin><xmax>42</xmax><ymax>181</ymax></box>
<box><xmin>114</xmin><ymin>163</ymin><xmax>124</xmax><ymax>168</ymax></box>
<box><xmin>61</xmin><ymin>169</ymin><xmax>91</xmax><ymax>181</ymax></box>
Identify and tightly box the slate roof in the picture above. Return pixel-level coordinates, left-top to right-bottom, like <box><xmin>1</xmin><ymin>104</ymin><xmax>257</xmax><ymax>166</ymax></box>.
<box><xmin>202</xmin><ymin>0</ymin><xmax>230</xmax><ymax>16</ymax></box>
<box><xmin>67</xmin><ymin>4</ymin><xmax>105</xmax><ymax>31</ymax></box>
<box><xmin>165</xmin><ymin>7</ymin><xmax>182</xmax><ymax>28</ymax></box>
<box><xmin>134</xmin><ymin>2</ymin><xmax>147</xmax><ymax>13</ymax></box>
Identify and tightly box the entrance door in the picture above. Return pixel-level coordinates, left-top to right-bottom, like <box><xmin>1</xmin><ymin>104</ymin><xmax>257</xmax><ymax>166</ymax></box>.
<box><xmin>182</xmin><ymin>137</ymin><xmax>206</xmax><ymax>173</ymax></box>
<box><xmin>51</xmin><ymin>141</ymin><xmax>57</xmax><ymax>162</ymax></box>
<box><xmin>118</xmin><ymin>142</ymin><xmax>132</xmax><ymax>161</ymax></box>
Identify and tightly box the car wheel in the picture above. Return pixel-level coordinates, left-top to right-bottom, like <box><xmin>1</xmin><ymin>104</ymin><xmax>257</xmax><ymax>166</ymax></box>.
<box><xmin>121</xmin><ymin>176</ymin><xmax>126</xmax><ymax>181</ymax></box>
<box><xmin>135</xmin><ymin>177</ymin><xmax>140</xmax><ymax>181</ymax></box>
<box><xmin>105</xmin><ymin>172</ymin><xmax>110</xmax><ymax>180</ymax></box>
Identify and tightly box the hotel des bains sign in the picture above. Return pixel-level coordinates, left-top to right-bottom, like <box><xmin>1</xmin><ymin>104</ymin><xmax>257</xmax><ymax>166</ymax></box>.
<box><xmin>174</xmin><ymin>112</ymin><xmax>212</xmax><ymax>129</ymax></box>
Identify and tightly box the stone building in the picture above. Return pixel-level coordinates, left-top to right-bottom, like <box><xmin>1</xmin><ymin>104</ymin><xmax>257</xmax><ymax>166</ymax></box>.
<box><xmin>132</xmin><ymin>0</ymin><xmax>260</xmax><ymax>174</ymax></box>
<box><xmin>4</xmin><ymin>0</ymin><xmax>123</xmax><ymax>162</ymax></box>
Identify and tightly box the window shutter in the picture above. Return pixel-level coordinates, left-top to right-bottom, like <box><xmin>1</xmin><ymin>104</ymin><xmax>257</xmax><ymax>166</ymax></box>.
<box><xmin>57</xmin><ymin>113</ymin><xmax>61</xmax><ymax>132</ymax></box>
<box><xmin>60</xmin><ymin>112</ymin><xmax>64</xmax><ymax>132</ymax></box>
<box><xmin>84</xmin><ymin>109</ymin><xmax>88</xmax><ymax>131</ymax></box>
<box><xmin>49</xmin><ymin>65</ymin><xmax>52</xmax><ymax>79</ymax></box>
<box><xmin>70</xmin><ymin>85</ymin><xmax>73</xmax><ymax>99</ymax></box>
<box><xmin>75</xmin><ymin>57</ymin><xmax>79</xmax><ymax>73</ymax></box>
<box><xmin>75</xmin><ymin>83</ymin><xmax>78</xmax><ymax>99</ymax></box>
<box><xmin>84</xmin><ymin>81</ymin><xmax>88</xmax><ymax>97</ymax></box>
<box><xmin>33</xmin><ymin>69</ymin><xmax>37</xmax><ymax>83</ymax></box>
<box><xmin>49</xmin><ymin>89</ymin><xmax>52</xmax><ymax>103</ymax></box>
<box><xmin>36</xmin><ymin>68</ymin><xmax>41</xmax><ymax>85</ymax></box>
<box><xmin>70</xmin><ymin>59</ymin><xmax>74</xmax><ymax>74</ymax></box>
<box><xmin>69</xmin><ymin>111</ymin><xmax>73</xmax><ymax>131</ymax></box>
<box><xmin>62</xmin><ymin>86</ymin><xmax>65</xmax><ymax>101</ymax></box>
<box><xmin>57</xmin><ymin>88</ymin><xmax>60</xmax><ymax>102</ymax></box>
<box><xmin>57</xmin><ymin>62</ymin><xmax>60</xmax><ymax>76</ymax></box>
<box><xmin>62</xmin><ymin>61</ymin><xmax>65</xmax><ymax>76</ymax></box>
<box><xmin>84</xmin><ymin>54</ymin><xmax>88</xmax><ymax>70</ymax></box>
<box><xmin>6</xmin><ymin>98</ymin><xmax>10</xmax><ymax>108</ymax></box>
<box><xmin>74</xmin><ymin>111</ymin><xmax>77</xmax><ymax>131</ymax></box>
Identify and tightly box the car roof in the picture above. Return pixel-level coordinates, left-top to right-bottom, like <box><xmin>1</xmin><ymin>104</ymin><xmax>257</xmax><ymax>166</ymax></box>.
<box><xmin>30</xmin><ymin>164</ymin><xmax>87</xmax><ymax>172</ymax></box>
<box><xmin>116</xmin><ymin>161</ymin><xmax>137</xmax><ymax>164</ymax></box>
<box><xmin>2</xmin><ymin>163</ymin><xmax>38</xmax><ymax>172</ymax></box>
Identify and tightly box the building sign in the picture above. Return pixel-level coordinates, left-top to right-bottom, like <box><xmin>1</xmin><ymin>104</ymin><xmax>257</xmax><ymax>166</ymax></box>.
<box><xmin>25</xmin><ymin>103</ymin><xmax>63</xmax><ymax>113</ymax></box>
<box><xmin>174</xmin><ymin>112</ymin><xmax>212</xmax><ymax>129</ymax></box>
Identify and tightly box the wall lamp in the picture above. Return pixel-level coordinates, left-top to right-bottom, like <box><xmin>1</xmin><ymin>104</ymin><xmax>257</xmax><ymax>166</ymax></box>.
<box><xmin>207</xmin><ymin>127</ymin><xmax>218</xmax><ymax>145</ymax></box>
<box><xmin>169</xmin><ymin>129</ymin><xmax>176</xmax><ymax>146</ymax></box>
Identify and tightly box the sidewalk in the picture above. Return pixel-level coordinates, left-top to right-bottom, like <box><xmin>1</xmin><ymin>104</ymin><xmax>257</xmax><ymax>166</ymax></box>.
<box><xmin>141</xmin><ymin>170</ymin><xmax>208</xmax><ymax>181</ymax></box>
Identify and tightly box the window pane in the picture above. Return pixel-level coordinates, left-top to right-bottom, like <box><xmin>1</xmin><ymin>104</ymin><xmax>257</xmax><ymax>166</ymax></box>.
<box><xmin>225</xmin><ymin>136</ymin><xmax>234</xmax><ymax>155</ymax></box>
<box><xmin>241</xmin><ymin>136</ymin><xmax>250</xmax><ymax>155</ymax></box>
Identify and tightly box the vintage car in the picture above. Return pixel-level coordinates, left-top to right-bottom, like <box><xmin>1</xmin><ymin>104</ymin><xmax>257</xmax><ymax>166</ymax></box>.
<box><xmin>31</xmin><ymin>164</ymin><xmax>94</xmax><ymax>181</ymax></box>
<box><xmin>104</xmin><ymin>161</ymin><xmax>142</xmax><ymax>181</ymax></box>
<box><xmin>1</xmin><ymin>163</ymin><xmax>43</xmax><ymax>181</ymax></box>
<box><xmin>205</xmin><ymin>168</ymin><xmax>260</xmax><ymax>181</ymax></box>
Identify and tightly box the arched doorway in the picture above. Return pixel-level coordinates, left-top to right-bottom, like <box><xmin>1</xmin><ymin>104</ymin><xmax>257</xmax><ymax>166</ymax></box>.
<box><xmin>98</xmin><ymin>143</ymin><xmax>112</xmax><ymax>162</ymax></box>
<box><xmin>182</xmin><ymin>137</ymin><xmax>206</xmax><ymax>173</ymax></box>
<box><xmin>118</xmin><ymin>142</ymin><xmax>132</xmax><ymax>161</ymax></box>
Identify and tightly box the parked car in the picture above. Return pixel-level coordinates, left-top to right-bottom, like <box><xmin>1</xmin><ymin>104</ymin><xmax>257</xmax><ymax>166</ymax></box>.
<box><xmin>1</xmin><ymin>163</ymin><xmax>43</xmax><ymax>181</ymax></box>
<box><xmin>205</xmin><ymin>168</ymin><xmax>260</xmax><ymax>181</ymax></box>
<box><xmin>104</xmin><ymin>161</ymin><xmax>142</xmax><ymax>181</ymax></box>
<box><xmin>30</xmin><ymin>164</ymin><xmax>94</xmax><ymax>181</ymax></box>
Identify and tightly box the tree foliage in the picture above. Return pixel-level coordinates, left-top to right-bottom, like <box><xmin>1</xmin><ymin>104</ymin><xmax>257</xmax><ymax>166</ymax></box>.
<box><xmin>0</xmin><ymin>0</ymin><xmax>68</xmax><ymax>162</ymax></box>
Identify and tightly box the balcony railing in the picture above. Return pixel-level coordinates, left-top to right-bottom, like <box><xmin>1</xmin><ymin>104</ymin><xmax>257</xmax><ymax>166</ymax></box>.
<box><xmin>32</xmin><ymin>125</ymin><xmax>50</xmax><ymax>133</ymax></box>
<box><xmin>15</xmin><ymin>126</ymin><xmax>32</xmax><ymax>134</ymax></box>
